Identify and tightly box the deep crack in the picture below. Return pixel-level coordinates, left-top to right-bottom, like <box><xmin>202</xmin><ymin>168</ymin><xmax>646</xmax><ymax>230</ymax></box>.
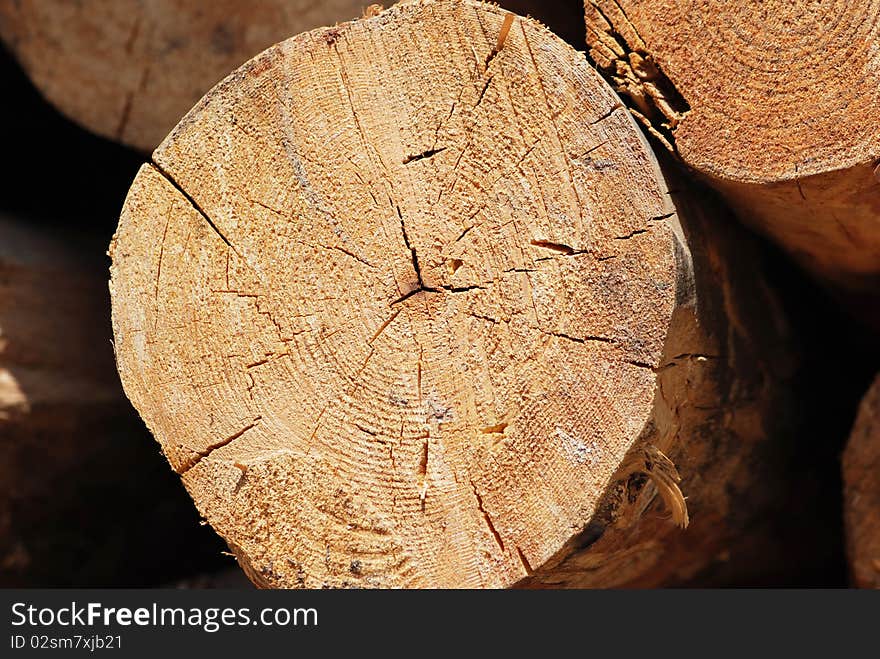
<box><xmin>470</xmin><ymin>480</ymin><xmax>505</xmax><ymax>552</ymax></box>
<box><xmin>151</xmin><ymin>162</ymin><xmax>234</xmax><ymax>250</ymax></box>
<box><xmin>177</xmin><ymin>417</ymin><xmax>262</xmax><ymax>475</ymax></box>
<box><xmin>396</xmin><ymin>204</ymin><xmax>425</xmax><ymax>289</ymax></box>
<box><xmin>403</xmin><ymin>147</ymin><xmax>447</xmax><ymax>165</ymax></box>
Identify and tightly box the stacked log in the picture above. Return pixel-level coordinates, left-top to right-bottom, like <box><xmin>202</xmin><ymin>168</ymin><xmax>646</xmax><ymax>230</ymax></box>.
<box><xmin>0</xmin><ymin>217</ymin><xmax>225</xmax><ymax>586</ymax></box>
<box><xmin>109</xmin><ymin>0</ymin><xmax>803</xmax><ymax>588</ymax></box>
<box><xmin>844</xmin><ymin>375</ymin><xmax>880</xmax><ymax>588</ymax></box>
<box><xmin>584</xmin><ymin>0</ymin><xmax>880</xmax><ymax>323</ymax></box>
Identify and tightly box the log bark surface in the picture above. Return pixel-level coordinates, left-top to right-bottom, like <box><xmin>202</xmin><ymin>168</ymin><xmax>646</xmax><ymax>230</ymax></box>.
<box><xmin>110</xmin><ymin>0</ymin><xmax>799</xmax><ymax>588</ymax></box>
<box><xmin>584</xmin><ymin>0</ymin><xmax>880</xmax><ymax>316</ymax></box>
<box><xmin>844</xmin><ymin>375</ymin><xmax>880</xmax><ymax>588</ymax></box>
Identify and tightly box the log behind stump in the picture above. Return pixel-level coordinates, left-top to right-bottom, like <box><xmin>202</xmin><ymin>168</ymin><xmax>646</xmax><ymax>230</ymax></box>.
<box><xmin>844</xmin><ymin>375</ymin><xmax>880</xmax><ymax>588</ymax></box>
<box><xmin>0</xmin><ymin>217</ymin><xmax>226</xmax><ymax>586</ymax></box>
<box><xmin>0</xmin><ymin>218</ymin><xmax>128</xmax><ymax>582</ymax></box>
<box><xmin>584</xmin><ymin>0</ymin><xmax>880</xmax><ymax>322</ymax></box>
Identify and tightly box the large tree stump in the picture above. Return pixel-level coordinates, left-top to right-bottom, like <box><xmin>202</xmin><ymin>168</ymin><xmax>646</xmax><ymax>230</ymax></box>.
<box><xmin>844</xmin><ymin>375</ymin><xmax>880</xmax><ymax>588</ymax></box>
<box><xmin>110</xmin><ymin>0</ymin><xmax>799</xmax><ymax>588</ymax></box>
<box><xmin>584</xmin><ymin>0</ymin><xmax>880</xmax><ymax>321</ymax></box>
<box><xmin>0</xmin><ymin>0</ymin><xmax>582</xmax><ymax>152</ymax></box>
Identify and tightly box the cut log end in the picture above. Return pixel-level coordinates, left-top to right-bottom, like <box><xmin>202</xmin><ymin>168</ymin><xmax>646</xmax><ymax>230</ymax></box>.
<box><xmin>585</xmin><ymin>0</ymin><xmax>880</xmax><ymax>307</ymax></box>
<box><xmin>111</xmin><ymin>0</ymin><xmax>685</xmax><ymax>588</ymax></box>
<box><xmin>585</xmin><ymin>0</ymin><xmax>880</xmax><ymax>182</ymax></box>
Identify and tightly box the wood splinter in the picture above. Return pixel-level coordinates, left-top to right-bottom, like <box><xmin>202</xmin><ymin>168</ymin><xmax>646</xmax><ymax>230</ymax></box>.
<box><xmin>363</xmin><ymin>4</ymin><xmax>384</xmax><ymax>18</ymax></box>
<box><xmin>486</xmin><ymin>12</ymin><xmax>515</xmax><ymax>68</ymax></box>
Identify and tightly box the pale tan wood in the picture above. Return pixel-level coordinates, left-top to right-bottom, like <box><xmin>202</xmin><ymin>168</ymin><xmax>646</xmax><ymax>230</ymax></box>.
<box><xmin>585</xmin><ymin>0</ymin><xmax>880</xmax><ymax>316</ymax></box>
<box><xmin>110</xmin><ymin>0</ymin><xmax>799</xmax><ymax>588</ymax></box>
<box><xmin>0</xmin><ymin>0</ymin><xmax>579</xmax><ymax>152</ymax></box>
<box><xmin>844</xmin><ymin>375</ymin><xmax>880</xmax><ymax>588</ymax></box>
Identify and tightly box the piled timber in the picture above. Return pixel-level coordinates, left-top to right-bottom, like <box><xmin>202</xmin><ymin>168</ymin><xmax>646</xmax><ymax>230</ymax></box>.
<box><xmin>110</xmin><ymin>0</ymin><xmax>802</xmax><ymax>588</ymax></box>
